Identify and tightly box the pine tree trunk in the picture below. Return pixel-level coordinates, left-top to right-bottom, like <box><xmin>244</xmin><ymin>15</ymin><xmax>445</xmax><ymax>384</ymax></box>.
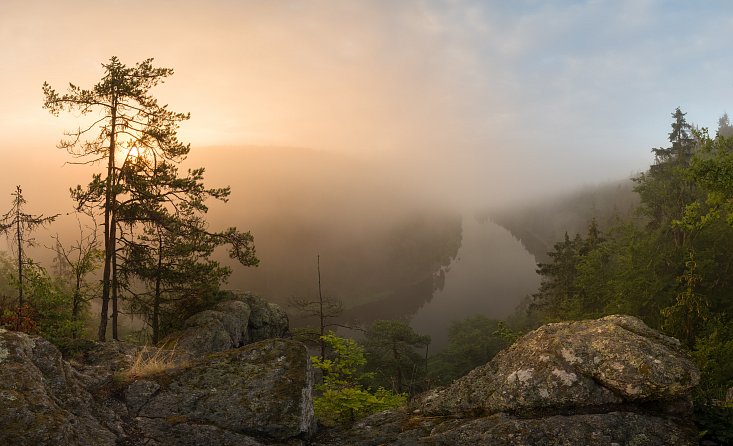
<box><xmin>98</xmin><ymin>99</ymin><xmax>117</xmax><ymax>341</ymax></box>
<box><xmin>152</xmin><ymin>231</ymin><xmax>163</xmax><ymax>345</ymax></box>
<box><xmin>112</xmin><ymin>241</ymin><xmax>119</xmax><ymax>340</ymax></box>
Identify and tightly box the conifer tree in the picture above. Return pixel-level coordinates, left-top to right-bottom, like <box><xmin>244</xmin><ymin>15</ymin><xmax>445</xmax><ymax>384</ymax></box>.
<box><xmin>0</xmin><ymin>186</ymin><xmax>58</xmax><ymax>307</ymax></box>
<box><xmin>43</xmin><ymin>57</ymin><xmax>257</xmax><ymax>341</ymax></box>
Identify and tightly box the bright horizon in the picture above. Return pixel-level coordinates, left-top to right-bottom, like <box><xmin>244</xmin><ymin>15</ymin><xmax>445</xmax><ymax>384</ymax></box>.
<box><xmin>3</xmin><ymin>0</ymin><xmax>733</xmax><ymax>210</ymax></box>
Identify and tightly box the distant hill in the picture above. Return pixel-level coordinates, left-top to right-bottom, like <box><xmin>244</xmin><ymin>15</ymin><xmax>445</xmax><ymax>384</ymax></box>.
<box><xmin>185</xmin><ymin>146</ymin><xmax>463</xmax><ymax>322</ymax></box>
<box><xmin>487</xmin><ymin>178</ymin><xmax>640</xmax><ymax>263</ymax></box>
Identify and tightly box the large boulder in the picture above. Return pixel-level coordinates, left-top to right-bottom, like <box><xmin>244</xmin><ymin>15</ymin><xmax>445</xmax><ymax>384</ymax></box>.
<box><xmin>0</xmin><ymin>328</ymin><xmax>119</xmax><ymax>446</ymax></box>
<box><xmin>419</xmin><ymin>314</ymin><xmax>700</xmax><ymax>416</ymax></box>
<box><xmin>312</xmin><ymin>314</ymin><xmax>701</xmax><ymax>446</ymax></box>
<box><xmin>167</xmin><ymin>293</ymin><xmax>289</xmax><ymax>359</ymax></box>
<box><xmin>125</xmin><ymin>338</ymin><xmax>316</xmax><ymax>443</ymax></box>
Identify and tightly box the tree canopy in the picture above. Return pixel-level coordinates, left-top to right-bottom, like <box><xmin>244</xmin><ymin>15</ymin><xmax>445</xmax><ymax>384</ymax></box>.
<box><xmin>43</xmin><ymin>57</ymin><xmax>257</xmax><ymax>341</ymax></box>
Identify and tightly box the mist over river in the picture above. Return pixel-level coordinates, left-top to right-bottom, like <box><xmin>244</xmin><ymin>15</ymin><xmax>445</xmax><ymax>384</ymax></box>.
<box><xmin>410</xmin><ymin>216</ymin><xmax>540</xmax><ymax>350</ymax></box>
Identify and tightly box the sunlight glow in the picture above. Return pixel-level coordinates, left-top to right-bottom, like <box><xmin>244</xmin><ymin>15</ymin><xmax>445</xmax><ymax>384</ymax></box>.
<box><xmin>128</xmin><ymin>146</ymin><xmax>141</xmax><ymax>159</ymax></box>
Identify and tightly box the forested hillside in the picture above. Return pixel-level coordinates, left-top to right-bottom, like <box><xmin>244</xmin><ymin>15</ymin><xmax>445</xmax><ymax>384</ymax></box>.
<box><xmin>489</xmin><ymin>179</ymin><xmax>639</xmax><ymax>263</ymax></box>
<box><xmin>513</xmin><ymin>109</ymin><xmax>733</xmax><ymax>443</ymax></box>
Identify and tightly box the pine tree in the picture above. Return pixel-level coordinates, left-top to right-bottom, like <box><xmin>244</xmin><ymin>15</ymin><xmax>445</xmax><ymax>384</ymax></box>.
<box><xmin>362</xmin><ymin>320</ymin><xmax>430</xmax><ymax>394</ymax></box>
<box><xmin>0</xmin><ymin>186</ymin><xmax>58</xmax><ymax>307</ymax></box>
<box><xmin>43</xmin><ymin>57</ymin><xmax>257</xmax><ymax>340</ymax></box>
<box><xmin>635</xmin><ymin>107</ymin><xmax>700</xmax><ymax>246</ymax></box>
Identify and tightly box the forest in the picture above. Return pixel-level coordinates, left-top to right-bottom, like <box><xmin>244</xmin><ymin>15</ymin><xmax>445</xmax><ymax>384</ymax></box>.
<box><xmin>0</xmin><ymin>58</ymin><xmax>732</xmax><ymax>442</ymax></box>
<box><xmin>513</xmin><ymin>108</ymin><xmax>733</xmax><ymax>441</ymax></box>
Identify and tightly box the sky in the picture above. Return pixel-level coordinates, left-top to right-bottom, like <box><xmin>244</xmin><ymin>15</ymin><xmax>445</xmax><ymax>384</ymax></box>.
<box><xmin>2</xmin><ymin>0</ymin><xmax>733</xmax><ymax>208</ymax></box>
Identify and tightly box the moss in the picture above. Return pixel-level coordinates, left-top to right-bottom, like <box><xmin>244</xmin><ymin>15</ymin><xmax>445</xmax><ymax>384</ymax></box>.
<box><xmin>53</xmin><ymin>337</ymin><xmax>96</xmax><ymax>359</ymax></box>
<box><xmin>638</xmin><ymin>362</ymin><xmax>652</xmax><ymax>376</ymax></box>
<box><xmin>165</xmin><ymin>414</ymin><xmax>188</xmax><ymax>425</ymax></box>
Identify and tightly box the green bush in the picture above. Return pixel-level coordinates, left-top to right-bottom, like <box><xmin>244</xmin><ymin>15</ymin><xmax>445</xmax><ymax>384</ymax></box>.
<box><xmin>311</xmin><ymin>333</ymin><xmax>407</xmax><ymax>426</ymax></box>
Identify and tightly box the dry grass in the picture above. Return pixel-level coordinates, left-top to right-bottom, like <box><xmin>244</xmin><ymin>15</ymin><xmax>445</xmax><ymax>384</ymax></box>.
<box><xmin>122</xmin><ymin>343</ymin><xmax>182</xmax><ymax>380</ymax></box>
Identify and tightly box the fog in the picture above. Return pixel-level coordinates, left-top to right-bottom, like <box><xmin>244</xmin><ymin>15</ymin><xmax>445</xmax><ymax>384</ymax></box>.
<box><xmin>2</xmin><ymin>1</ymin><xmax>733</xmax><ymax>342</ymax></box>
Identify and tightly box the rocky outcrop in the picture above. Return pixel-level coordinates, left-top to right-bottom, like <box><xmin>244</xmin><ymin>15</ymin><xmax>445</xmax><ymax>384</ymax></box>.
<box><xmin>419</xmin><ymin>314</ymin><xmax>699</xmax><ymax>416</ymax></box>
<box><xmin>313</xmin><ymin>315</ymin><xmax>701</xmax><ymax>446</ymax></box>
<box><xmin>125</xmin><ymin>338</ymin><xmax>315</xmax><ymax>444</ymax></box>
<box><xmin>167</xmin><ymin>292</ymin><xmax>289</xmax><ymax>360</ymax></box>
<box><xmin>0</xmin><ymin>329</ymin><xmax>313</xmax><ymax>446</ymax></box>
<box><xmin>1</xmin><ymin>313</ymin><xmax>701</xmax><ymax>446</ymax></box>
<box><xmin>0</xmin><ymin>328</ymin><xmax>119</xmax><ymax>446</ymax></box>
<box><xmin>0</xmin><ymin>292</ymin><xmax>310</xmax><ymax>446</ymax></box>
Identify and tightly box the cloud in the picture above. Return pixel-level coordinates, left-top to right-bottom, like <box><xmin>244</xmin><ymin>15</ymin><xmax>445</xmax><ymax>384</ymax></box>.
<box><xmin>3</xmin><ymin>0</ymin><xmax>733</xmax><ymax>208</ymax></box>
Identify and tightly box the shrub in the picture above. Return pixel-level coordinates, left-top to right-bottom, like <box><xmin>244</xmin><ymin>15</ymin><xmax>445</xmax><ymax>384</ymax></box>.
<box><xmin>311</xmin><ymin>333</ymin><xmax>406</xmax><ymax>426</ymax></box>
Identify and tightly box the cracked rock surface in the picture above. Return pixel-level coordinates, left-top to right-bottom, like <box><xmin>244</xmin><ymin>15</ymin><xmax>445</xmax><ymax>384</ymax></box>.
<box><xmin>128</xmin><ymin>338</ymin><xmax>315</xmax><ymax>443</ymax></box>
<box><xmin>0</xmin><ymin>328</ymin><xmax>119</xmax><ymax>446</ymax></box>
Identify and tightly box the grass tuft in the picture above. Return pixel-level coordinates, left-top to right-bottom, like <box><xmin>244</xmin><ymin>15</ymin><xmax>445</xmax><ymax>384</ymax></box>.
<box><xmin>122</xmin><ymin>343</ymin><xmax>182</xmax><ymax>380</ymax></box>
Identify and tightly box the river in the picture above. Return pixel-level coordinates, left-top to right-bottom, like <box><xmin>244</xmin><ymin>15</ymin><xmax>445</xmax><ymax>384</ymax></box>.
<box><xmin>410</xmin><ymin>216</ymin><xmax>540</xmax><ymax>350</ymax></box>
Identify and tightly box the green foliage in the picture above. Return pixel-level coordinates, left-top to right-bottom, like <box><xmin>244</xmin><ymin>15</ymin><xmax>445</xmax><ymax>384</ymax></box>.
<box><xmin>0</xmin><ymin>304</ymin><xmax>38</xmax><ymax>333</ymax></box>
<box><xmin>314</xmin><ymin>387</ymin><xmax>406</xmax><ymax>427</ymax></box>
<box><xmin>23</xmin><ymin>261</ymin><xmax>85</xmax><ymax>342</ymax></box>
<box><xmin>44</xmin><ymin>57</ymin><xmax>257</xmax><ymax>341</ymax></box>
<box><xmin>0</xmin><ymin>186</ymin><xmax>59</xmax><ymax>307</ymax></box>
<box><xmin>661</xmin><ymin>252</ymin><xmax>710</xmax><ymax>348</ymax></box>
<box><xmin>428</xmin><ymin>316</ymin><xmax>512</xmax><ymax>385</ymax></box>
<box><xmin>694</xmin><ymin>403</ymin><xmax>733</xmax><ymax>445</ymax></box>
<box><xmin>362</xmin><ymin>320</ymin><xmax>430</xmax><ymax>394</ymax></box>
<box><xmin>311</xmin><ymin>333</ymin><xmax>406</xmax><ymax>426</ymax></box>
<box><xmin>123</xmin><ymin>216</ymin><xmax>234</xmax><ymax>343</ymax></box>
<box><xmin>312</xmin><ymin>333</ymin><xmax>368</xmax><ymax>388</ymax></box>
<box><xmin>526</xmin><ymin>108</ymin><xmax>733</xmax><ymax>441</ymax></box>
<box><xmin>693</xmin><ymin>324</ymin><xmax>733</xmax><ymax>398</ymax></box>
<box><xmin>0</xmin><ymin>259</ymin><xmax>85</xmax><ymax>344</ymax></box>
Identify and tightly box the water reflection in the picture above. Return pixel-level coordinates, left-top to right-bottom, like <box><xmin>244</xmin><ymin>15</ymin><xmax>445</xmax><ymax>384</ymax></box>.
<box><xmin>410</xmin><ymin>216</ymin><xmax>540</xmax><ymax>350</ymax></box>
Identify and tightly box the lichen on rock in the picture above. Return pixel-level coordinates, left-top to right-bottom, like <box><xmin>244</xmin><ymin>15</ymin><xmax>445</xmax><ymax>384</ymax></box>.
<box><xmin>418</xmin><ymin>315</ymin><xmax>700</xmax><ymax>417</ymax></box>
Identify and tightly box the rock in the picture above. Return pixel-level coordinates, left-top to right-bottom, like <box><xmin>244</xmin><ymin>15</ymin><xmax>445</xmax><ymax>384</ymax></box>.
<box><xmin>419</xmin><ymin>315</ymin><xmax>700</xmax><ymax>416</ymax></box>
<box><xmin>131</xmin><ymin>338</ymin><xmax>315</xmax><ymax>442</ymax></box>
<box><xmin>2</xmin><ymin>312</ymin><xmax>699</xmax><ymax>446</ymax></box>
<box><xmin>70</xmin><ymin>340</ymin><xmax>142</xmax><ymax>389</ymax></box>
<box><xmin>311</xmin><ymin>409</ymin><xmax>698</xmax><ymax>446</ymax></box>
<box><xmin>237</xmin><ymin>292</ymin><xmax>290</xmax><ymax>341</ymax></box>
<box><xmin>214</xmin><ymin>299</ymin><xmax>252</xmax><ymax>344</ymax></box>
<box><xmin>0</xmin><ymin>328</ymin><xmax>119</xmax><ymax>446</ymax></box>
<box><xmin>0</xmin><ymin>294</ymin><xmax>307</xmax><ymax>446</ymax></box>
<box><xmin>124</xmin><ymin>379</ymin><xmax>161</xmax><ymax>415</ymax></box>
<box><xmin>166</xmin><ymin>293</ymin><xmax>288</xmax><ymax>360</ymax></box>
<box><xmin>173</xmin><ymin>310</ymin><xmax>238</xmax><ymax>358</ymax></box>
<box><xmin>425</xmin><ymin>412</ymin><xmax>697</xmax><ymax>446</ymax></box>
<box><xmin>132</xmin><ymin>418</ymin><xmax>265</xmax><ymax>446</ymax></box>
